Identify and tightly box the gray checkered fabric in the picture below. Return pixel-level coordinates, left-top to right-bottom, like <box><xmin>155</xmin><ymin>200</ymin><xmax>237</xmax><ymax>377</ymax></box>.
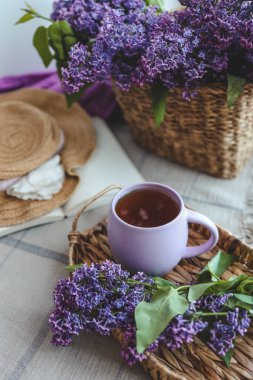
<box><xmin>0</xmin><ymin>123</ymin><xmax>252</xmax><ymax>380</ymax></box>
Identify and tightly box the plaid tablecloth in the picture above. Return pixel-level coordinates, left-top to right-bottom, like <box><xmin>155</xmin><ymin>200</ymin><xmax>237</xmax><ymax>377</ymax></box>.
<box><xmin>0</xmin><ymin>122</ymin><xmax>253</xmax><ymax>380</ymax></box>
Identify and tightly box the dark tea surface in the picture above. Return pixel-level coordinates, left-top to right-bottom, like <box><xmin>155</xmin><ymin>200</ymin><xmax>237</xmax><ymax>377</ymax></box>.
<box><xmin>115</xmin><ymin>189</ymin><xmax>180</xmax><ymax>227</ymax></box>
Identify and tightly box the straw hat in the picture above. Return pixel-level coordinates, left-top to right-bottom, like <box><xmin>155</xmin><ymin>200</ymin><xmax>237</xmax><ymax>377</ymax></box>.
<box><xmin>0</xmin><ymin>88</ymin><xmax>96</xmax><ymax>226</ymax></box>
<box><xmin>0</xmin><ymin>100</ymin><xmax>62</xmax><ymax>179</ymax></box>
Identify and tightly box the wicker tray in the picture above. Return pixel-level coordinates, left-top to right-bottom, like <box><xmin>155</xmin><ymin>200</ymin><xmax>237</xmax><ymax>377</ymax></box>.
<box><xmin>68</xmin><ymin>200</ymin><xmax>253</xmax><ymax>380</ymax></box>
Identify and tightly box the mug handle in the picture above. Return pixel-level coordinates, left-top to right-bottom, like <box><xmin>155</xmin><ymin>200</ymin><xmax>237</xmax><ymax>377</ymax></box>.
<box><xmin>183</xmin><ymin>209</ymin><xmax>219</xmax><ymax>259</ymax></box>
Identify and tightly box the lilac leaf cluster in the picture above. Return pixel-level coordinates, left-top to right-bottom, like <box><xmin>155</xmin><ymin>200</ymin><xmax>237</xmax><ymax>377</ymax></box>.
<box><xmin>120</xmin><ymin>315</ymin><xmax>208</xmax><ymax>366</ymax></box>
<box><xmin>51</xmin><ymin>0</ymin><xmax>253</xmax><ymax>97</ymax></box>
<box><xmin>121</xmin><ymin>293</ymin><xmax>251</xmax><ymax>365</ymax></box>
<box><xmin>193</xmin><ymin>294</ymin><xmax>251</xmax><ymax>356</ymax></box>
<box><xmin>49</xmin><ymin>260</ymin><xmax>252</xmax><ymax>366</ymax></box>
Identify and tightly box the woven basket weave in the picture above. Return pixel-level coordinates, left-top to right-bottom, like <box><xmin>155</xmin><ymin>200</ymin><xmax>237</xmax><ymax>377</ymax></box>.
<box><xmin>114</xmin><ymin>84</ymin><xmax>253</xmax><ymax>179</ymax></box>
<box><xmin>68</xmin><ymin>188</ymin><xmax>253</xmax><ymax>380</ymax></box>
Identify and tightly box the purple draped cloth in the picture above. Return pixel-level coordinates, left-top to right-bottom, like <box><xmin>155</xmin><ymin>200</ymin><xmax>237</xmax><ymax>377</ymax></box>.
<box><xmin>0</xmin><ymin>71</ymin><xmax>116</xmax><ymax>119</ymax></box>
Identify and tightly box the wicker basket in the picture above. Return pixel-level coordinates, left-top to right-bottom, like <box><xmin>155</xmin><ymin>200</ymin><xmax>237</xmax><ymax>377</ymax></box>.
<box><xmin>68</xmin><ymin>188</ymin><xmax>253</xmax><ymax>380</ymax></box>
<box><xmin>114</xmin><ymin>84</ymin><xmax>253</xmax><ymax>179</ymax></box>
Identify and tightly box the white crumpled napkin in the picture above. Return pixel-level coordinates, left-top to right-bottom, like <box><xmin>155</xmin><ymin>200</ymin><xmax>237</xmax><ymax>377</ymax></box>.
<box><xmin>7</xmin><ymin>155</ymin><xmax>65</xmax><ymax>200</ymax></box>
<box><xmin>0</xmin><ymin>129</ymin><xmax>65</xmax><ymax>192</ymax></box>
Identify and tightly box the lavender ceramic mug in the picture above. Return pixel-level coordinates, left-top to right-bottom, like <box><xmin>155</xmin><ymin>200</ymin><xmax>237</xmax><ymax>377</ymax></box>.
<box><xmin>108</xmin><ymin>182</ymin><xmax>219</xmax><ymax>276</ymax></box>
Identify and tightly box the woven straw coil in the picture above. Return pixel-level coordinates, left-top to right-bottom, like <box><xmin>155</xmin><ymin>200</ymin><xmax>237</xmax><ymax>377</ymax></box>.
<box><xmin>0</xmin><ymin>101</ymin><xmax>61</xmax><ymax>179</ymax></box>
<box><xmin>114</xmin><ymin>84</ymin><xmax>253</xmax><ymax>179</ymax></box>
<box><xmin>0</xmin><ymin>89</ymin><xmax>96</xmax><ymax>227</ymax></box>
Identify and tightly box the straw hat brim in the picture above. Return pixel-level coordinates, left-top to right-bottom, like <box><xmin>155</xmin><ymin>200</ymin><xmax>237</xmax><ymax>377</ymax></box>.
<box><xmin>0</xmin><ymin>88</ymin><xmax>96</xmax><ymax>227</ymax></box>
<box><xmin>0</xmin><ymin>100</ymin><xmax>62</xmax><ymax>179</ymax></box>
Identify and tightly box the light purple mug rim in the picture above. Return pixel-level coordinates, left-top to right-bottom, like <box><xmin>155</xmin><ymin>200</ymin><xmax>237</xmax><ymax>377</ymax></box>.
<box><xmin>111</xmin><ymin>182</ymin><xmax>185</xmax><ymax>231</ymax></box>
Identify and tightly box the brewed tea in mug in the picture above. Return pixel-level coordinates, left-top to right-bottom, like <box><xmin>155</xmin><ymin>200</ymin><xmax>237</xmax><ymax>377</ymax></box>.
<box><xmin>115</xmin><ymin>189</ymin><xmax>180</xmax><ymax>228</ymax></box>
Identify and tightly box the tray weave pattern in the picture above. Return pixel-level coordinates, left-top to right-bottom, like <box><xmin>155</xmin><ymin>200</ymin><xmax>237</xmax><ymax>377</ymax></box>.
<box><xmin>114</xmin><ymin>84</ymin><xmax>253</xmax><ymax>179</ymax></box>
<box><xmin>68</xmin><ymin>219</ymin><xmax>253</xmax><ymax>380</ymax></box>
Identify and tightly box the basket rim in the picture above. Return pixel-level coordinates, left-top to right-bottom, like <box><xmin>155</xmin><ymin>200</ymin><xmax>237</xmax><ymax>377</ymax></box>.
<box><xmin>113</xmin><ymin>81</ymin><xmax>253</xmax><ymax>96</ymax></box>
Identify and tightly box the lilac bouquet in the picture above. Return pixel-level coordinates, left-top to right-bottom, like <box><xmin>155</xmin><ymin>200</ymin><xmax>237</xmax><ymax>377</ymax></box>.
<box><xmin>18</xmin><ymin>0</ymin><xmax>253</xmax><ymax>123</ymax></box>
<box><xmin>49</xmin><ymin>252</ymin><xmax>253</xmax><ymax>368</ymax></box>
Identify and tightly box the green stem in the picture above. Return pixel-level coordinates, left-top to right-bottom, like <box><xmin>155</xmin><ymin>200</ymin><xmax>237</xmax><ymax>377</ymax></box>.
<box><xmin>21</xmin><ymin>8</ymin><xmax>53</xmax><ymax>22</ymax></box>
<box><xmin>126</xmin><ymin>279</ymin><xmax>156</xmax><ymax>289</ymax></box>
<box><xmin>194</xmin><ymin>312</ymin><xmax>228</xmax><ymax>317</ymax></box>
<box><xmin>35</xmin><ymin>14</ymin><xmax>53</xmax><ymax>22</ymax></box>
<box><xmin>209</xmin><ymin>270</ymin><xmax>220</xmax><ymax>281</ymax></box>
<box><xmin>177</xmin><ymin>285</ymin><xmax>191</xmax><ymax>292</ymax></box>
<box><xmin>97</xmin><ymin>274</ymin><xmax>156</xmax><ymax>290</ymax></box>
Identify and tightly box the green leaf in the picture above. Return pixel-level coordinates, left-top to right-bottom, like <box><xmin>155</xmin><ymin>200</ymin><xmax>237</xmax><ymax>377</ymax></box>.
<box><xmin>222</xmin><ymin>347</ymin><xmax>234</xmax><ymax>368</ymax></box>
<box><xmin>20</xmin><ymin>4</ymin><xmax>36</xmax><ymax>16</ymax></box>
<box><xmin>48</xmin><ymin>22</ymin><xmax>65</xmax><ymax>60</ymax></box>
<box><xmin>135</xmin><ymin>286</ymin><xmax>189</xmax><ymax>353</ymax></box>
<box><xmin>228</xmin><ymin>297</ymin><xmax>253</xmax><ymax>312</ymax></box>
<box><xmin>234</xmin><ymin>294</ymin><xmax>253</xmax><ymax>305</ymax></box>
<box><xmin>145</xmin><ymin>0</ymin><xmax>166</xmax><ymax>11</ymax></box>
<box><xmin>157</xmin><ymin>0</ymin><xmax>167</xmax><ymax>11</ymax></box>
<box><xmin>236</xmin><ymin>278</ymin><xmax>253</xmax><ymax>295</ymax></box>
<box><xmin>198</xmin><ymin>251</ymin><xmax>235</xmax><ymax>283</ymax></box>
<box><xmin>65</xmin><ymin>85</ymin><xmax>89</xmax><ymax>107</ymax></box>
<box><xmin>63</xmin><ymin>36</ymin><xmax>77</xmax><ymax>52</ymax></box>
<box><xmin>227</xmin><ymin>74</ymin><xmax>246</xmax><ymax>108</ymax></box>
<box><xmin>33</xmin><ymin>26</ymin><xmax>53</xmax><ymax>67</ymax></box>
<box><xmin>65</xmin><ymin>264</ymin><xmax>83</xmax><ymax>272</ymax></box>
<box><xmin>150</xmin><ymin>85</ymin><xmax>168</xmax><ymax>127</ymax></box>
<box><xmin>15</xmin><ymin>13</ymin><xmax>34</xmax><ymax>25</ymax></box>
<box><xmin>59</xmin><ymin>20</ymin><xmax>74</xmax><ymax>36</ymax></box>
<box><xmin>25</xmin><ymin>2</ymin><xmax>37</xmax><ymax>13</ymax></box>
<box><xmin>56</xmin><ymin>60</ymin><xmax>64</xmax><ymax>79</ymax></box>
<box><xmin>188</xmin><ymin>282</ymin><xmax>214</xmax><ymax>302</ymax></box>
<box><xmin>153</xmin><ymin>277</ymin><xmax>177</xmax><ymax>289</ymax></box>
<box><xmin>145</xmin><ymin>0</ymin><xmax>160</xmax><ymax>7</ymax></box>
<box><xmin>21</xmin><ymin>5</ymin><xmax>53</xmax><ymax>23</ymax></box>
<box><xmin>212</xmin><ymin>275</ymin><xmax>249</xmax><ymax>295</ymax></box>
<box><xmin>146</xmin><ymin>0</ymin><xmax>157</xmax><ymax>5</ymax></box>
<box><xmin>189</xmin><ymin>274</ymin><xmax>250</xmax><ymax>301</ymax></box>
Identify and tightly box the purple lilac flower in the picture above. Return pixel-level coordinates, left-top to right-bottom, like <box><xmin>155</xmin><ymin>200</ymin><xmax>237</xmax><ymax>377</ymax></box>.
<box><xmin>227</xmin><ymin>308</ymin><xmax>251</xmax><ymax>335</ymax></box>
<box><xmin>59</xmin><ymin>0</ymin><xmax>253</xmax><ymax>97</ymax></box>
<box><xmin>207</xmin><ymin>307</ymin><xmax>251</xmax><ymax>356</ymax></box>
<box><xmin>208</xmin><ymin>320</ymin><xmax>236</xmax><ymax>356</ymax></box>
<box><xmin>149</xmin><ymin>0</ymin><xmax>253</xmax><ymax>89</ymax></box>
<box><xmin>120</xmin><ymin>295</ymin><xmax>251</xmax><ymax>365</ymax></box>
<box><xmin>52</xmin><ymin>0</ymin><xmax>146</xmax><ymax>37</ymax></box>
<box><xmin>176</xmin><ymin>0</ymin><xmax>253</xmax><ymax>82</ymax></box>
<box><xmin>49</xmin><ymin>261</ymin><xmax>155</xmax><ymax>346</ymax></box>
<box><xmin>61</xmin><ymin>43</ymin><xmax>93</xmax><ymax>93</ymax></box>
<box><xmin>49</xmin><ymin>309</ymin><xmax>81</xmax><ymax>346</ymax></box>
<box><xmin>141</xmin><ymin>11</ymin><xmax>208</xmax><ymax>96</ymax></box>
<box><xmin>195</xmin><ymin>293</ymin><xmax>233</xmax><ymax>313</ymax></box>
<box><xmin>186</xmin><ymin>295</ymin><xmax>252</xmax><ymax>357</ymax></box>
<box><xmin>50</xmin><ymin>261</ymin><xmax>252</xmax><ymax>366</ymax></box>
<box><xmin>62</xmin><ymin>8</ymin><xmax>157</xmax><ymax>92</ymax></box>
<box><xmin>159</xmin><ymin>315</ymin><xmax>208</xmax><ymax>350</ymax></box>
<box><xmin>120</xmin><ymin>313</ymin><xmax>207</xmax><ymax>365</ymax></box>
<box><xmin>120</xmin><ymin>324</ymin><xmax>158</xmax><ymax>366</ymax></box>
